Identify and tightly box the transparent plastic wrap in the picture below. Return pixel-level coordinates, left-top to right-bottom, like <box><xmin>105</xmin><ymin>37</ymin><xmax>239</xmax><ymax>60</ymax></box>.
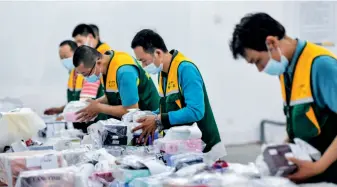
<box><xmin>121</xmin><ymin>109</ymin><xmax>155</xmax><ymax>123</ymax></box>
<box><xmin>168</xmin><ymin>153</ymin><xmax>204</xmax><ymax>169</ymax></box>
<box><xmin>113</xmin><ymin>155</ymin><xmax>169</xmax><ymax>183</ymax></box>
<box><xmin>15</xmin><ymin>166</ymin><xmax>78</xmax><ymax>187</ymax></box>
<box><xmin>129</xmin><ymin>172</ymin><xmax>172</xmax><ymax>187</ymax></box>
<box><xmin>162</xmin><ymin>172</ymin><xmax>225</xmax><ymax>187</ymax></box>
<box><xmin>87</xmin><ymin>118</ymin><xmax>132</xmax><ymax>149</ymax></box>
<box><xmin>255</xmin><ymin>139</ymin><xmax>319</xmax><ymax>177</ymax></box>
<box><xmin>0</xmin><ymin>150</ymin><xmax>66</xmax><ymax>187</ymax></box>
<box><xmin>154</xmin><ymin>138</ymin><xmax>204</xmax><ymax>155</ymax></box>
<box><xmin>122</xmin><ymin>110</ymin><xmax>158</xmax><ymax>146</ymax></box>
<box><xmin>101</xmin><ymin>123</ymin><xmax>128</xmax><ymax>146</ymax></box>
<box><xmin>63</xmin><ymin>101</ymin><xmax>96</xmax><ymax>122</ymax></box>
<box><xmin>0</xmin><ymin>108</ymin><xmax>46</xmax><ymax>152</ymax></box>
<box><xmin>61</xmin><ymin>147</ymin><xmax>91</xmax><ymax>166</ymax></box>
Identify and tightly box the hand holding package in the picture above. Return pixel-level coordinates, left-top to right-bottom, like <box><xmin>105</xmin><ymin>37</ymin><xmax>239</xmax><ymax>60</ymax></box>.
<box><xmin>63</xmin><ymin>101</ymin><xmax>96</xmax><ymax>122</ymax></box>
<box><xmin>255</xmin><ymin>138</ymin><xmax>321</xmax><ymax>177</ymax></box>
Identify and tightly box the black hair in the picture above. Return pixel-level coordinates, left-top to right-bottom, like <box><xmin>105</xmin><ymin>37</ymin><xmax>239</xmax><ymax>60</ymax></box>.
<box><xmin>229</xmin><ymin>12</ymin><xmax>286</xmax><ymax>59</ymax></box>
<box><xmin>89</xmin><ymin>24</ymin><xmax>99</xmax><ymax>37</ymax></box>
<box><xmin>73</xmin><ymin>45</ymin><xmax>102</xmax><ymax>68</ymax></box>
<box><xmin>59</xmin><ymin>40</ymin><xmax>78</xmax><ymax>52</ymax></box>
<box><xmin>131</xmin><ymin>29</ymin><xmax>168</xmax><ymax>53</ymax></box>
<box><xmin>72</xmin><ymin>24</ymin><xmax>96</xmax><ymax>38</ymax></box>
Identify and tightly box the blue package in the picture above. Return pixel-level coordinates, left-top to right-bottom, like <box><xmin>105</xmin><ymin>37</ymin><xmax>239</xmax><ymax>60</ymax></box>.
<box><xmin>132</xmin><ymin>131</ymin><xmax>158</xmax><ymax>146</ymax></box>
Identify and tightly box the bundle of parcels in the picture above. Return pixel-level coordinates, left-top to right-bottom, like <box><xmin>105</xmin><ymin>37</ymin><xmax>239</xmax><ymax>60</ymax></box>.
<box><xmin>0</xmin><ymin>147</ymin><xmax>93</xmax><ymax>187</ymax></box>
<box><xmin>86</xmin><ymin>109</ymin><xmax>160</xmax><ymax>149</ymax></box>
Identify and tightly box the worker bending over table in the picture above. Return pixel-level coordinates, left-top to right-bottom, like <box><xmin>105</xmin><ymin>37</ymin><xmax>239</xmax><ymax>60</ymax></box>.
<box><xmin>72</xmin><ymin>46</ymin><xmax>160</xmax><ymax>121</ymax></box>
<box><xmin>44</xmin><ymin>40</ymin><xmax>107</xmax><ymax>133</ymax></box>
<box><xmin>229</xmin><ymin>12</ymin><xmax>337</xmax><ymax>184</ymax></box>
<box><xmin>130</xmin><ymin>29</ymin><xmax>221</xmax><ymax>153</ymax></box>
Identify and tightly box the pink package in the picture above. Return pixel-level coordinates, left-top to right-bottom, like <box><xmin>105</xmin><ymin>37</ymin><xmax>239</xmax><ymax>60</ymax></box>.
<box><xmin>89</xmin><ymin>171</ymin><xmax>114</xmax><ymax>184</ymax></box>
<box><xmin>64</xmin><ymin>112</ymin><xmax>79</xmax><ymax>122</ymax></box>
<box><xmin>159</xmin><ymin>139</ymin><xmax>203</xmax><ymax>154</ymax></box>
<box><xmin>0</xmin><ymin>151</ymin><xmax>64</xmax><ymax>187</ymax></box>
<box><xmin>64</xmin><ymin>112</ymin><xmax>96</xmax><ymax>122</ymax></box>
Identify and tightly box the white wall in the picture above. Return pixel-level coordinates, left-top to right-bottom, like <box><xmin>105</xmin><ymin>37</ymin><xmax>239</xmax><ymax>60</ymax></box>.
<box><xmin>0</xmin><ymin>1</ymin><xmax>334</xmax><ymax>145</ymax></box>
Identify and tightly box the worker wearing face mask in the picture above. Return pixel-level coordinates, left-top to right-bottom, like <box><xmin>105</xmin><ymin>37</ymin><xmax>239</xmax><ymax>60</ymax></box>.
<box><xmin>230</xmin><ymin>13</ymin><xmax>337</xmax><ymax>184</ymax></box>
<box><xmin>44</xmin><ymin>40</ymin><xmax>107</xmax><ymax>133</ymax></box>
<box><xmin>130</xmin><ymin>29</ymin><xmax>221</xmax><ymax>153</ymax></box>
<box><xmin>72</xmin><ymin>45</ymin><xmax>159</xmax><ymax>121</ymax></box>
<box><xmin>72</xmin><ymin>23</ymin><xmax>111</xmax><ymax>54</ymax></box>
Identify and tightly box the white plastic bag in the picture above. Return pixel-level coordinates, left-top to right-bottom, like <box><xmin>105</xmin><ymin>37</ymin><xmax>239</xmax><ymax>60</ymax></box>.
<box><xmin>0</xmin><ymin>108</ymin><xmax>46</xmax><ymax>152</ymax></box>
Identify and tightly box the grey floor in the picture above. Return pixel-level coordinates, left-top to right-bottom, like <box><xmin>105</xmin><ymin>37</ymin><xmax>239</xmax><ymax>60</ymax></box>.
<box><xmin>224</xmin><ymin>143</ymin><xmax>261</xmax><ymax>164</ymax></box>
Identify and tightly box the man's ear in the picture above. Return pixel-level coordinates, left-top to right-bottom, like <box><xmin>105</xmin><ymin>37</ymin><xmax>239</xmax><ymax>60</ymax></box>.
<box><xmin>265</xmin><ymin>36</ymin><xmax>279</xmax><ymax>51</ymax></box>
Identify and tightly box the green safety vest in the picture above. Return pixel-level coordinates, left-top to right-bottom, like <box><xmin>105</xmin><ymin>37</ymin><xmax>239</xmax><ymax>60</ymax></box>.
<box><xmin>101</xmin><ymin>50</ymin><xmax>160</xmax><ymax>119</ymax></box>
<box><xmin>280</xmin><ymin>42</ymin><xmax>337</xmax><ymax>183</ymax></box>
<box><xmin>158</xmin><ymin>50</ymin><xmax>221</xmax><ymax>153</ymax></box>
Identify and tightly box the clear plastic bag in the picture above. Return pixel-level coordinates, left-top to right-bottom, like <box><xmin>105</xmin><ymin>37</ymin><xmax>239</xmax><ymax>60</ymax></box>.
<box><xmin>87</xmin><ymin>118</ymin><xmax>133</xmax><ymax>149</ymax></box>
<box><xmin>129</xmin><ymin>172</ymin><xmax>172</xmax><ymax>187</ymax></box>
<box><xmin>15</xmin><ymin>166</ymin><xmax>77</xmax><ymax>187</ymax></box>
<box><xmin>154</xmin><ymin>138</ymin><xmax>204</xmax><ymax>155</ymax></box>
<box><xmin>0</xmin><ymin>150</ymin><xmax>66</xmax><ymax>186</ymax></box>
<box><xmin>169</xmin><ymin>153</ymin><xmax>204</xmax><ymax>169</ymax></box>
<box><xmin>0</xmin><ymin>108</ymin><xmax>46</xmax><ymax>152</ymax></box>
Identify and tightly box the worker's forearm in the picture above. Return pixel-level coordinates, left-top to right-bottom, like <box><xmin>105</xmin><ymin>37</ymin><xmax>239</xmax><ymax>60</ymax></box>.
<box><xmin>97</xmin><ymin>103</ymin><xmax>138</xmax><ymax>119</ymax></box>
<box><xmin>317</xmin><ymin>136</ymin><xmax>337</xmax><ymax>171</ymax></box>
<box><xmin>96</xmin><ymin>95</ymin><xmax>108</xmax><ymax>104</ymax></box>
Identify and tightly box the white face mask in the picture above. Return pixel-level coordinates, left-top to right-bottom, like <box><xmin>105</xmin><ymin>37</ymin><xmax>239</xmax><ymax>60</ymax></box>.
<box><xmin>144</xmin><ymin>62</ymin><xmax>163</xmax><ymax>74</ymax></box>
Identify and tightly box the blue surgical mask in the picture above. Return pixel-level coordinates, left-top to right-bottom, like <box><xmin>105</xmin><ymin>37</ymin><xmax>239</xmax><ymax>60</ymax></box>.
<box><xmin>84</xmin><ymin>37</ymin><xmax>92</xmax><ymax>47</ymax></box>
<box><xmin>143</xmin><ymin>63</ymin><xmax>163</xmax><ymax>74</ymax></box>
<box><xmin>61</xmin><ymin>58</ymin><xmax>74</xmax><ymax>72</ymax></box>
<box><xmin>263</xmin><ymin>48</ymin><xmax>289</xmax><ymax>76</ymax></box>
<box><xmin>85</xmin><ymin>65</ymin><xmax>101</xmax><ymax>83</ymax></box>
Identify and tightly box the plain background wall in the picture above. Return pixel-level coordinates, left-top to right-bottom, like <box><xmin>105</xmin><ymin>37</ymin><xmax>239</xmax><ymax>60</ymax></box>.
<box><xmin>0</xmin><ymin>1</ymin><xmax>336</xmax><ymax>145</ymax></box>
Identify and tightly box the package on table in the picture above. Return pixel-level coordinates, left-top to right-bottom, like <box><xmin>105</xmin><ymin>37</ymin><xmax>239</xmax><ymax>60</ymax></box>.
<box><xmin>0</xmin><ymin>150</ymin><xmax>66</xmax><ymax>186</ymax></box>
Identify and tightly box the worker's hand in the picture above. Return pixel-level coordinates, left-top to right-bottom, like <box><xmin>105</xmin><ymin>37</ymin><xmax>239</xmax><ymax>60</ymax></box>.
<box><xmin>132</xmin><ymin>115</ymin><xmax>157</xmax><ymax>145</ymax></box>
<box><xmin>75</xmin><ymin>99</ymin><xmax>101</xmax><ymax>122</ymax></box>
<box><xmin>286</xmin><ymin>157</ymin><xmax>326</xmax><ymax>182</ymax></box>
<box><xmin>44</xmin><ymin>107</ymin><xmax>62</xmax><ymax>115</ymax></box>
<box><xmin>284</xmin><ymin>136</ymin><xmax>290</xmax><ymax>143</ymax></box>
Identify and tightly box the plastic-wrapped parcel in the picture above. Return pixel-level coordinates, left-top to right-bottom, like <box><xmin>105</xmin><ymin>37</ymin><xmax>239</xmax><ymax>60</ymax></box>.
<box><xmin>255</xmin><ymin>138</ymin><xmax>321</xmax><ymax>177</ymax></box>
<box><xmin>0</xmin><ymin>150</ymin><xmax>66</xmax><ymax>186</ymax></box>
<box><xmin>15</xmin><ymin>164</ymin><xmax>96</xmax><ymax>187</ymax></box>
<box><xmin>87</xmin><ymin>118</ymin><xmax>132</xmax><ymax>148</ymax></box>
<box><xmin>63</xmin><ymin>101</ymin><xmax>96</xmax><ymax>122</ymax></box>
<box><xmin>0</xmin><ymin>108</ymin><xmax>46</xmax><ymax>152</ymax></box>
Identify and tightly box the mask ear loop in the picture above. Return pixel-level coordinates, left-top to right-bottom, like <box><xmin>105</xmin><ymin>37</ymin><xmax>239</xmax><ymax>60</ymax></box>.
<box><xmin>266</xmin><ymin>41</ymin><xmax>283</xmax><ymax>61</ymax></box>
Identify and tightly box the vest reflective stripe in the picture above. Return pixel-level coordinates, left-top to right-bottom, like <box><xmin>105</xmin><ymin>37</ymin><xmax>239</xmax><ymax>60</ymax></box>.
<box><xmin>158</xmin><ymin>52</ymin><xmax>192</xmax><ymax>98</ymax></box>
<box><xmin>104</xmin><ymin>51</ymin><xmax>138</xmax><ymax>92</ymax></box>
<box><xmin>290</xmin><ymin>97</ymin><xmax>314</xmax><ymax>106</ymax></box>
<box><xmin>96</xmin><ymin>43</ymin><xmax>112</xmax><ymax>54</ymax></box>
<box><xmin>68</xmin><ymin>69</ymin><xmax>84</xmax><ymax>91</ymax></box>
